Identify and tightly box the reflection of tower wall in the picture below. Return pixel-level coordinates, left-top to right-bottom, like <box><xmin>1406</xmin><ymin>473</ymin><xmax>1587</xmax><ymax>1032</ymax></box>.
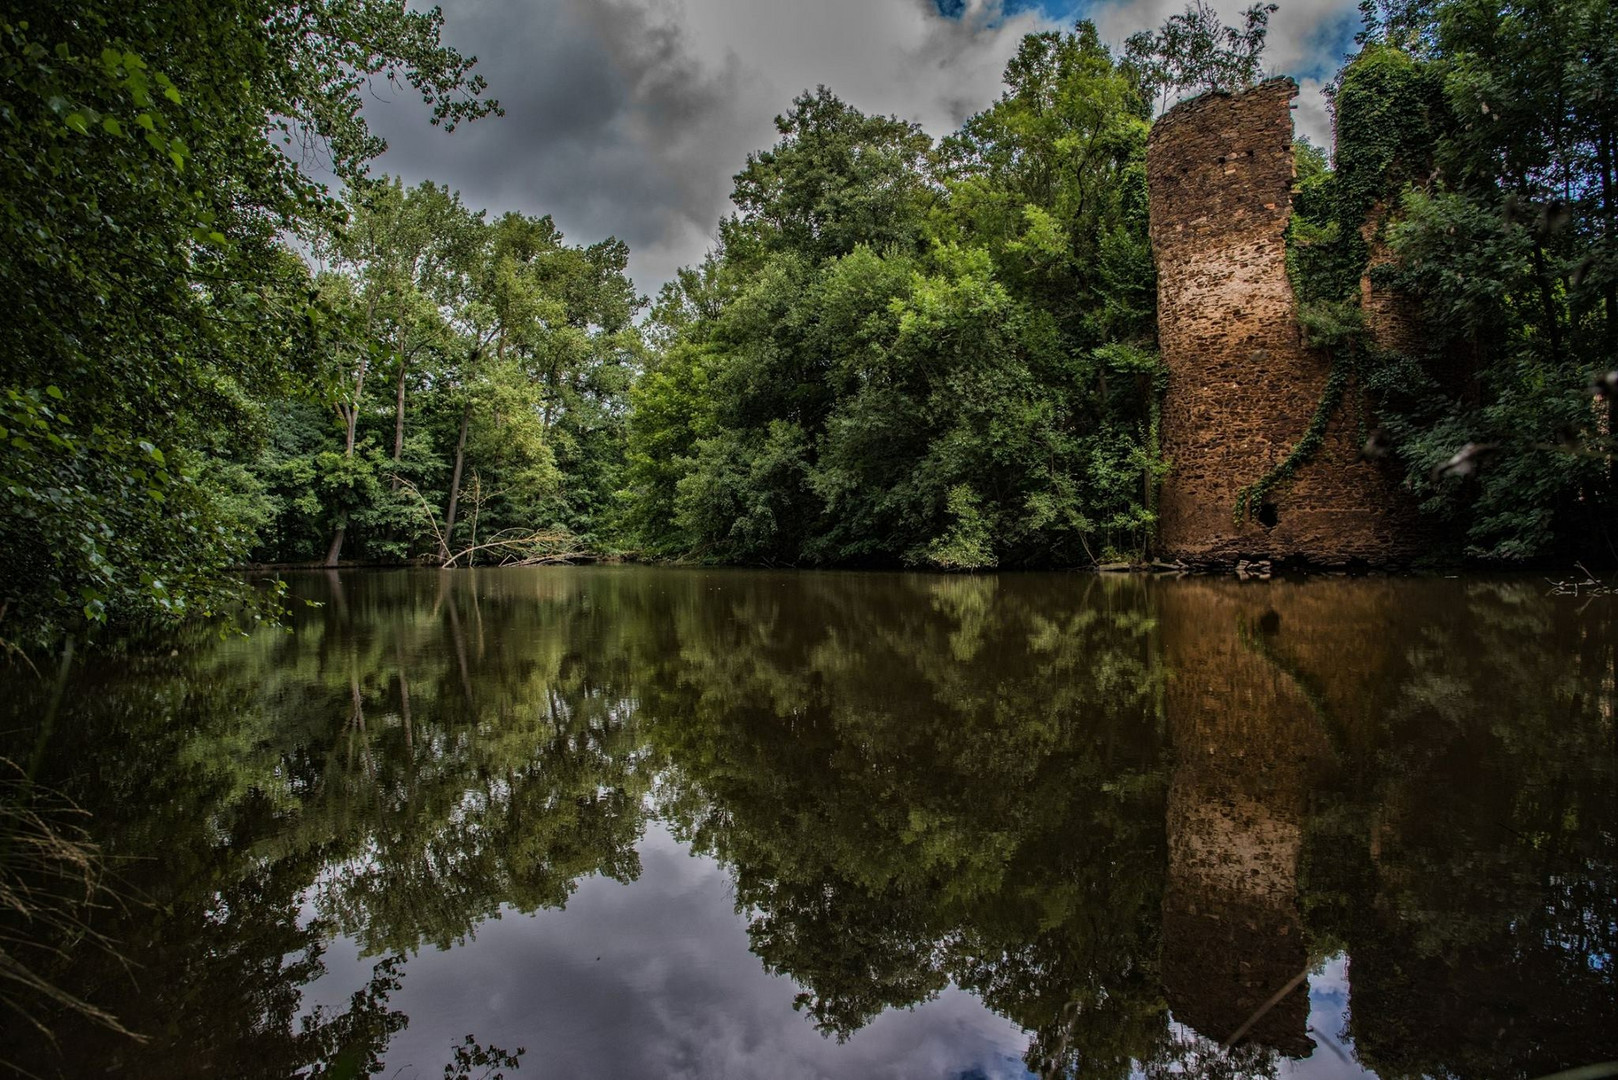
<box><xmin>1157</xmin><ymin>581</ymin><xmax>1344</xmax><ymax>1057</ymax></box>
<box><xmin>1148</xmin><ymin>80</ymin><xmax>1424</xmax><ymax>564</ymax></box>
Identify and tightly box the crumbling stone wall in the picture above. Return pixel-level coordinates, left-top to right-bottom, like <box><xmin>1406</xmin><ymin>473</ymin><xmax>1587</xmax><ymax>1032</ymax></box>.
<box><xmin>1148</xmin><ymin>79</ymin><xmax>1423</xmax><ymax>565</ymax></box>
<box><xmin>1360</xmin><ymin>209</ymin><xmax>1423</xmax><ymax>357</ymax></box>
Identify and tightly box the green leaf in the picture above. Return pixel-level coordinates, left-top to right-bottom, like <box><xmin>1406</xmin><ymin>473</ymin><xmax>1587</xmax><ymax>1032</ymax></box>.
<box><xmin>63</xmin><ymin>112</ymin><xmax>90</xmax><ymax>135</ymax></box>
<box><xmin>45</xmin><ymin>385</ymin><xmax>63</xmax><ymax>400</ymax></box>
<box><xmin>102</xmin><ymin>117</ymin><xmax>123</xmax><ymax>136</ymax></box>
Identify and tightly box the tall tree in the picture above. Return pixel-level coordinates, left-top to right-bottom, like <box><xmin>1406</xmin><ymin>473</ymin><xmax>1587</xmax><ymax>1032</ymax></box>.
<box><xmin>0</xmin><ymin>0</ymin><xmax>497</xmax><ymax>646</ymax></box>
<box><xmin>318</xmin><ymin>177</ymin><xmax>483</xmax><ymax>563</ymax></box>
<box><xmin>1124</xmin><ymin>0</ymin><xmax>1280</xmax><ymax>110</ymax></box>
<box><xmin>1336</xmin><ymin>0</ymin><xmax>1618</xmax><ymax>558</ymax></box>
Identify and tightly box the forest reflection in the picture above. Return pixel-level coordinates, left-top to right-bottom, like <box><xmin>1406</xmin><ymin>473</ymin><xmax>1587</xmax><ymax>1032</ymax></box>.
<box><xmin>1</xmin><ymin>568</ymin><xmax>1613</xmax><ymax>1079</ymax></box>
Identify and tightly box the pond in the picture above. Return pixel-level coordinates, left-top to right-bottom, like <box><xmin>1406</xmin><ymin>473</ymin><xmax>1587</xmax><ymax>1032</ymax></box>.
<box><xmin>2</xmin><ymin>567</ymin><xmax>1614</xmax><ymax>1079</ymax></box>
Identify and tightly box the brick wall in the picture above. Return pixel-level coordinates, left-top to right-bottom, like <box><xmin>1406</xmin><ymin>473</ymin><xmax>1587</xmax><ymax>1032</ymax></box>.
<box><xmin>1147</xmin><ymin>79</ymin><xmax>1424</xmax><ymax>565</ymax></box>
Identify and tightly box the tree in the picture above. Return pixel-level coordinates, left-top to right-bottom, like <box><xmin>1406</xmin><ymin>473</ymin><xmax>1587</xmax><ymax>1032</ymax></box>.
<box><xmin>632</xmin><ymin>29</ymin><xmax>1164</xmax><ymax>568</ymax></box>
<box><xmin>1290</xmin><ymin>0</ymin><xmax>1618</xmax><ymax>559</ymax></box>
<box><xmin>1124</xmin><ymin>0</ymin><xmax>1280</xmax><ymax>111</ymax></box>
<box><xmin>316</xmin><ymin>177</ymin><xmax>483</xmax><ymax>564</ymax></box>
<box><xmin>721</xmin><ymin>86</ymin><xmax>935</xmax><ymax>268</ymax></box>
<box><xmin>0</xmin><ymin>0</ymin><xmax>497</xmax><ymax>647</ymax></box>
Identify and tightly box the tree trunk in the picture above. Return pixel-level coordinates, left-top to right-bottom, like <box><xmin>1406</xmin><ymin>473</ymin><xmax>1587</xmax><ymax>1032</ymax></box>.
<box><xmin>397</xmin><ymin>662</ymin><xmax>413</xmax><ymax>753</ymax></box>
<box><xmin>324</xmin><ymin>517</ymin><xmax>347</xmax><ymax>567</ymax></box>
<box><xmin>343</xmin><ymin>363</ymin><xmax>365</xmax><ymax>455</ymax></box>
<box><xmin>344</xmin><ymin>318</ymin><xmax>372</xmax><ymax>455</ymax></box>
<box><xmin>331</xmin><ymin>299</ymin><xmax>373</xmax><ymax>556</ymax></box>
<box><xmin>1530</xmin><ymin>242</ymin><xmax>1563</xmax><ymax>354</ymax></box>
<box><xmin>442</xmin><ymin>404</ymin><xmax>471</xmax><ymax>560</ymax></box>
<box><xmin>393</xmin><ymin>325</ymin><xmax>409</xmax><ymax>464</ymax></box>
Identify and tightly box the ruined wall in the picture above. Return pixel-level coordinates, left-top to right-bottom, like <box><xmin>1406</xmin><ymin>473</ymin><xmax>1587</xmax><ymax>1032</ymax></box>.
<box><xmin>1148</xmin><ymin>80</ymin><xmax>1423</xmax><ymax>565</ymax></box>
<box><xmin>1359</xmin><ymin>209</ymin><xmax>1423</xmax><ymax>357</ymax></box>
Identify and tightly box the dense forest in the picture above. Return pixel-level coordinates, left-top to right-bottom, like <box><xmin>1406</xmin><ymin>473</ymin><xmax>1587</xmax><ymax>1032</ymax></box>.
<box><xmin>2</xmin><ymin>0</ymin><xmax>1617</xmax><ymax>649</ymax></box>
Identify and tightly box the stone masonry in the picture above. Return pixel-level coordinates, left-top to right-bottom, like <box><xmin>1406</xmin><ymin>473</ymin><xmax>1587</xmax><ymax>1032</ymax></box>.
<box><xmin>1148</xmin><ymin>79</ymin><xmax>1423</xmax><ymax>565</ymax></box>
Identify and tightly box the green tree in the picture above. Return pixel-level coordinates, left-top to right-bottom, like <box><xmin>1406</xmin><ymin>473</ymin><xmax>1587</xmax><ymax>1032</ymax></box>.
<box><xmin>0</xmin><ymin>0</ymin><xmax>497</xmax><ymax>647</ymax></box>
<box><xmin>1124</xmin><ymin>0</ymin><xmax>1280</xmax><ymax>110</ymax></box>
<box><xmin>1280</xmin><ymin>0</ymin><xmax>1618</xmax><ymax>559</ymax></box>
<box><xmin>631</xmin><ymin>30</ymin><xmax>1164</xmax><ymax>568</ymax></box>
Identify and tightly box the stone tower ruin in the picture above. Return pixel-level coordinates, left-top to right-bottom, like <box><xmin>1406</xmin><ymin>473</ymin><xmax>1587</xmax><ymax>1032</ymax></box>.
<box><xmin>1147</xmin><ymin>78</ymin><xmax>1422</xmax><ymax>565</ymax></box>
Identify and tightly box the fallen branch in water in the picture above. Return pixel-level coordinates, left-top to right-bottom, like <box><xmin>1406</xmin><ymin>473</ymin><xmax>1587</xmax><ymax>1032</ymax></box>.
<box><xmin>442</xmin><ymin>528</ymin><xmax>584</xmax><ymax>568</ymax></box>
<box><xmin>1546</xmin><ymin>563</ymin><xmax>1615</xmax><ymax>596</ymax></box>
<box><xmin>391</xmin><ymin>476</ymin><xmax>585</xmax><ymax>568</ymax></box>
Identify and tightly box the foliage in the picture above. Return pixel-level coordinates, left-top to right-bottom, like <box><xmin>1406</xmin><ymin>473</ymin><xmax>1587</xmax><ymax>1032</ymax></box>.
<box><xmin>236</xmin><ymin>187</ymin><xmax>642</xmax><ymax>569</ymax></box>
<box><xmin>721</xmin><ymin>86</ymin><xmax>935</xmax><ymax>268</ymax></box>
<box><xmin>628</xmin><ymin>23</ymin><xmax>1164</xmax><ymax>569</ymax></box>
<box><xmin>443</xmin><ymin>1035</ymin><xmax>525</xmax><ymax>1080</ymax></box>
<box><xmin>1123</xmin><ymin>0</ymin><xmax>1280</xmax><ymax>110</ymax></box>
<box><xmin>0</xmin><ymin>0</ymin><xmax>496</xmax><ymax>648</ymax></box>
<box><xmin>1344</xmin><ymin>0</ymin><xmax>1618</xmax><ymax>559</ymax></box>
<box><xmin>1288</xmin><ymin>46</ymin><xmax>1444</xmax><ymax>309</ymax></box>
<box><xmin>1249</xmin><ymin>0</ymin><xmax>1618</xmax><ymax>559</ymax></box>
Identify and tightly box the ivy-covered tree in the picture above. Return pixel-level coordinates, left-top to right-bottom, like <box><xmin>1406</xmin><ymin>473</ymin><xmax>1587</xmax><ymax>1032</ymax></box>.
<box><xmin>1276</xmin><ymin>0</ymin><xmax>1618</xmax><ymax>560</ymax></box>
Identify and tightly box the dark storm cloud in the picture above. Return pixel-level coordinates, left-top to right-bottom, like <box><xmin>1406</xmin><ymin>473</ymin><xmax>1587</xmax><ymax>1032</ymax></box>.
<box><xmin>365</xmin><ymin>0</ymin><xmax>756</xmax><ymax>298</ymax></box>
<box><xmin>360</xmin><ymin>0</ymin><xmax>1360</xmax><ymax>297</ymax></box>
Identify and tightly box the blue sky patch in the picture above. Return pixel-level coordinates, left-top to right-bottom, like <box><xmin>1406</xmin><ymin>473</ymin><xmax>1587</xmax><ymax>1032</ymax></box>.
<box><xmin>932</xmin><ymin>0</ymin><xmax>1089</xmax><ymax>23</ymax></box>
<box><xmin>1004</xmin><ymin>0</ymin><xmax>1091</xmax><ymax>21</ymax></box>
<box><xmin>1296</xmin><ymin>5</ymin><xmax>1364</xmax><ymax>80</ymax></box>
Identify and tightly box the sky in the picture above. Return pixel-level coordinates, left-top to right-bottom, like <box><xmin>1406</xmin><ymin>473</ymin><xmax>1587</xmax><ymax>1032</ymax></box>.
<box><xmin>305</xmin><ymin>824</ymin><xmax>1383</xmax><ymax>1080</ymax></box>
<box><xmin>361</xmin><ymin>0</ymin><xmax>1365</xmax><ymax>300</ymax></box>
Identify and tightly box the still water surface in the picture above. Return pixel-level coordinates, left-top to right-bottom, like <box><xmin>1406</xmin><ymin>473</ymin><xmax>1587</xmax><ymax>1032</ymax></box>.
<box><xmin>2</xmin><ymin>567</ymin><xmax>1614</xmax><ymax>1078</ymax></box>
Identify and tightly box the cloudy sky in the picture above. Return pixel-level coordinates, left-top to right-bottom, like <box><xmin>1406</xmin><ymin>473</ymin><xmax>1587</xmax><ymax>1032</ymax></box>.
<box><xmin>363</xmin><ymin>0</ymin><xmax>1363</xmax><ymax>299</ymax></box>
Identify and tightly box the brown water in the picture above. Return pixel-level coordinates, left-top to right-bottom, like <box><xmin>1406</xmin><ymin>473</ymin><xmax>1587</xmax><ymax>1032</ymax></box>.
<box><xmin>1</xmin><ymin>567</ymin><xmax>1614</xmax><ymax>1079</ymax></box>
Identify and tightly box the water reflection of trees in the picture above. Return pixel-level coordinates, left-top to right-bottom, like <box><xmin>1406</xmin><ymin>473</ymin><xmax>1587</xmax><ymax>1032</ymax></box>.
<box><xmin>1</xmin><ymin>570</ymin><xmax>1613</xmax><ymax>1079</ymax></box>
<box><xmin>1</xmin><ymin>569</ymin><xmax>655</xmax><ymax>1077</ymax></box>
<box><xmin>1305</xmin><ymin>581</ymin><xmax>1618</xmax><ymax>1080</ymax></box>
<box><xmin>637</xmin><ymin>572</ymin><xmax>1174</xmax><ymax>1079</ymax></box>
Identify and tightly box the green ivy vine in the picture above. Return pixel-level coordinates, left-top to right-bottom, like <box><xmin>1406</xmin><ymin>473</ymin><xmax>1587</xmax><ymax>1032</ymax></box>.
<box><xmin>1235</xmin><ymin>351</ymin><xmax>1353</xmax><ymax>522</ymax></box>
<box><xmin>1233</xmin><ymin>44</ymin><xmax>1441</xmax><ymax>524</ymax></box>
